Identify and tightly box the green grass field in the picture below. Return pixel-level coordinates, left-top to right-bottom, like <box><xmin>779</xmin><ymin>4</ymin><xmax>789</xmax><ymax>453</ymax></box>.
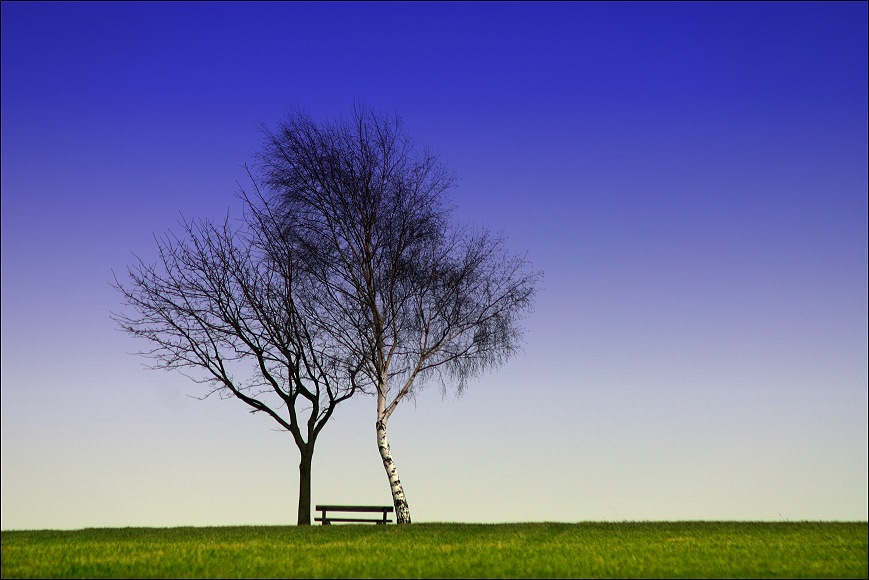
<box><xmin>1</xmin><ymin>522</ymin><xmax>866</xmax><ymax>579</ymax></box>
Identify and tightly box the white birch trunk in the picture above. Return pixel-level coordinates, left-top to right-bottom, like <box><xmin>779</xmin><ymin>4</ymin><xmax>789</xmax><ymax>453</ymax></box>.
<box><xmin>376</xmin><ymin>417</ymin><xmax>411</xmax><ymax>524</ymax></box>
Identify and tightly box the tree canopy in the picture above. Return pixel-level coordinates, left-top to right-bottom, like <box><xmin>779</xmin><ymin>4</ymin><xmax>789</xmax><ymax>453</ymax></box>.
<box><xmin>112</xmin><ymin>191</ymin><xmax>359</xmax><ymax>525</ymax></box>
<box><xmin>255</xmin><ymin>105</ymin><xmax>541</xmax><ymax>522</ymax></box>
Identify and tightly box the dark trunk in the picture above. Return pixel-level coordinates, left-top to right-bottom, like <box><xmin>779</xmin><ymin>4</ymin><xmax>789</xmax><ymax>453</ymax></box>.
<box><xmin>297</xmin><ymin>447</ymin><xmax>313</xmax><ymax>526</ymax></box>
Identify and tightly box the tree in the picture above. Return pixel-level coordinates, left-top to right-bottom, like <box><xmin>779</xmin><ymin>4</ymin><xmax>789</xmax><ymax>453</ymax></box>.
<box><xmin>255</xmin><ymin>105</ymin><xmax>540</xmax><ymax>523</ymax></box>
<box><xmin>111</xmin><ymin>191</ymin><xmax>359</xmax><ymax>526</ymax></box>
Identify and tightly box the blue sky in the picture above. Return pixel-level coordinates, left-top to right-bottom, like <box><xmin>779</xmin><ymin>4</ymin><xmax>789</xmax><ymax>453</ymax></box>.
<box><xmin>2</xmin><ymin>1</ymin><xmax>866</xmax><ymax>529</ymax></box>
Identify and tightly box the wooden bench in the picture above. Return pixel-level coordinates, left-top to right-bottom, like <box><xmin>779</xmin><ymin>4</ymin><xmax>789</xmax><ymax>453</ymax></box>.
<box><xmin>314</xmin><ymin>504</ymin><xmax>394</xmax><ymax>525</ymax></box>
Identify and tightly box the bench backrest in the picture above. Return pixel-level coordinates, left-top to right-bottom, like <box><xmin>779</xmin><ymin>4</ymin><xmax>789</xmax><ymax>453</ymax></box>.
<box><xmin>315</xmin><ymin>505</ymin><xmax>394</xmax><ymax>513</ymax></box>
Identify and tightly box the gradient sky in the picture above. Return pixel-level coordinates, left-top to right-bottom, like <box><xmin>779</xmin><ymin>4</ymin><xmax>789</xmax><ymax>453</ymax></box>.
<box><xmin>2</xmin><ymin>2</ymin><xmax>867</xmax><ymax>530</ymax></box>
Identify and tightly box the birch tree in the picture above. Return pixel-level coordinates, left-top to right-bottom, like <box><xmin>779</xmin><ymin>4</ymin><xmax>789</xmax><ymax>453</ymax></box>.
<box><xmin>111</xmin><ymin>191</ymin><xmax>359</xmax><ymax>526</ymax></box>
<box><xmin>256</xmin><ymin>105</ymin><xmax>540</xmax><ymax>523</ymax></box>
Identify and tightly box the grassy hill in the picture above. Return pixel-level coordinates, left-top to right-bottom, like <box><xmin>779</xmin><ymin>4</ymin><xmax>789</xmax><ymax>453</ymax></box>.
<box><xmin>2</xmin><ymin>521</ymin><xmax>866</xmax><ymax>578</ymax></box>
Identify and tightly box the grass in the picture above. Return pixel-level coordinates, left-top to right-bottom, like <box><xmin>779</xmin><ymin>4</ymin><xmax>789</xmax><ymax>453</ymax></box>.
<box><xmin>1</xmin><ymin>522</ymin><xmax>866</xmax><ymax>578</ymax></box>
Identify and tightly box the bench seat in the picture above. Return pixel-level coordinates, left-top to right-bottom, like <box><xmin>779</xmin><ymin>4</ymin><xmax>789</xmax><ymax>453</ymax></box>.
<box><xmin>315</xmin><ymin>504</ymin><xmax>394</xmax><ymax>525</ymax></box>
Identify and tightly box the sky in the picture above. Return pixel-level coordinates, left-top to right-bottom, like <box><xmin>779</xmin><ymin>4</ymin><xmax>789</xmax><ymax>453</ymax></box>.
<box><xmin>1</xmin><ymin>1</ymin><xmax>867</xmax><ymax>530</ymax></box>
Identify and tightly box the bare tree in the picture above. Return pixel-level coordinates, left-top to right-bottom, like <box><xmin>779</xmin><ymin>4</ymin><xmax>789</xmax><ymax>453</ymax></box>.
<box><xmin>111</xmin><ymin>191</ymin><xmax>359</xmax><ymax>526</ymax></box>
<box><xmin>256</xmin><ymin>105</ymin><xmax>540</xmax><ymax>523</ymax></box>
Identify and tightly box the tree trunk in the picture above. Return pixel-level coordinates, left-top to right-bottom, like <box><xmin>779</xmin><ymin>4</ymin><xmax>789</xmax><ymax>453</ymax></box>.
<box><xmin>297</xmin><ymin>447</ymin><xmax>313</xmax><ymax>526</ymax></box>
<box><xmin>376</xmin><ymin>418</ymin><xmax>411</xmax><ymax>524</ymax></box>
